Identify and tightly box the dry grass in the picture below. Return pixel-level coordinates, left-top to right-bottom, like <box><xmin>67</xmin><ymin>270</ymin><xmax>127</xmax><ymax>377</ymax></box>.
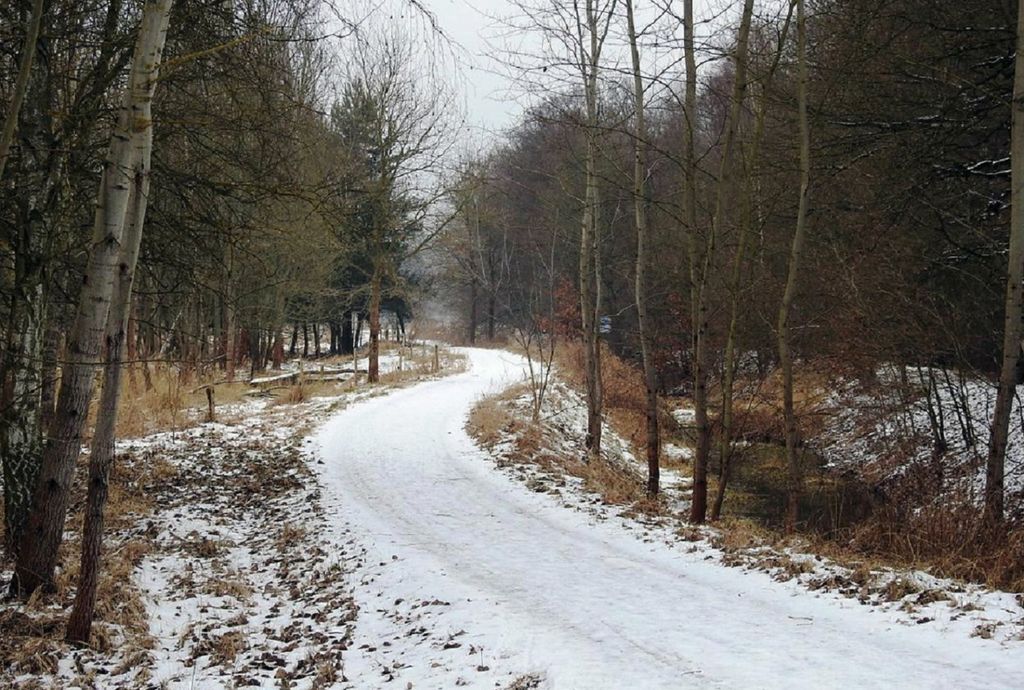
<box><xmin>273</xmin><ymin>377</ymin><xmax>357</xmax><ymax>406</ymax></box>
<box><xmin>578</xmin><ymin>458</ymin><xmax>646</xmax><ymax>506</ymax></box>
<box><xmin>379</xmin><ymin>344</ymin><xmax>468</xmax><ymax>385</ymax></box>
<box><xmin>111</xmin><ymin>344</ymin><xmax>465</xmax><ymax>437</ymax></box>
<box><xmin>1</xmin><ymin>447</ymin><xmax>157</xmax><ymax>682</ymax></box>
<box><xmin>113</xmin><ymin>364</ymin><xmax>254</xmax><ymax>438</ymax></box>
<box><xmin>467</xmin><ymin>384</ymin><xmax>530</xmax><ymax>447</ymax></box>
<box><xmin>554</xmin><ymin>341</ymin><xmax>682</xmax><ymax>468</ymax></box>
<box><xmin>843</xmin><ymin>497</ymin><xmax>1024</xmax><ymax>591</ymax></box>
<box><xmin>275</xmin><ymin>523</ymin><xmax>308</xmax><ymax>552</ymax></box>
<box><xmin>468</xmin><ymin>378</ymin><xmax>649</xmax><ymax>510</ymax></box>
<box><xmin>210</xmin><ymin>630</ymin><xmax>248</xmax><ymax>665</ymax></box>
<box><xmin>710</xmin><ymin>517</ymin><xmax>778</xmax><ymax>552</ymax></box>
<box><xmin>203</xmin><ymin>571</ymin><xmax>254</xmax><ymax>601</ymax></box>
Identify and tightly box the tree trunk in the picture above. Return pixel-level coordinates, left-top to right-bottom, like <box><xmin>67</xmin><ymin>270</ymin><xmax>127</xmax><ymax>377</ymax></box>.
<box><xmin>625</xmin><ymin>0</ymin><xmax>660</xmax><ymax>497</ymax></box>
<box><xmin>468</xmin><ymin>278</ymin><xmax>478</xmax><ymax>344</ymax></box>
<box><xmin>2</xmin><ymin>284</ymin><xmax>46</xmax><ymax>559</ymax></box>
<box><xmin>224</xmin><ymin>248</ymin><xmax>236</xmax><ymax>381</ymax></box>
<box><xmin>682</xmin><ymin>0</ymin><xmax>710</xmax><ymax>524</ymax></box>
<box><xmin>341</xmin><ymin>312</ymin><xmax>354</xmax><ymax>354</ymax></box>
<box><xmin>705</xmin><ymin>0</ymin><xmax>759</xmax><ymax>521</ymax></box>
<box><xmin>12</xmin><ymin>0</ymin><xmax>172</xmax><ymax>597</ymax></box>
<box><xmin>985</xmin><ymin>0</ymin><xmax>1024</xmax><ymax>529</ymax></box>
<box><xmin>272</xmin><ymin>328</ymin><xmax>283</xmax><ymax>370</ymax></box>
<box><xmin>777</xmin><ymin>0</ymin><xmax>811</xmax><ymax>534</ymax></box>
<box><xmin>126</xmin><ymin>298</ymin><xmax>139</xmax><ymax>388</ymax></box>
<box><xmin>39</xmin><ymin>317</ymin><xmax>60</xmax><ymax>438</ymax></box>
<box><xmin>67</xmin><ymin>109</ymin><xmax>152</xmax><ymax>641</ymax></box>
<box><xmin>487</xmin><ymin>292</ymin><xmax>496</xmax><ymax>341</ymax></box>
<box><xmin>0</xmin><ymin>0</ymin><xmax>45</xmax><ymax>181</ymax></box>
<box><xmin>0</xmin><ymin>17</ymin><xmax>61</xmax><ymax>560</ymax></box>
<box><xmin>369</xmin><ymin>267</ymin><xmax>382</xmax><ymax>383</ymax></box>
<box><xmin>580</xmin><ymin>0</ymin><xmax>606</xmax><ymax>458</ymax></box>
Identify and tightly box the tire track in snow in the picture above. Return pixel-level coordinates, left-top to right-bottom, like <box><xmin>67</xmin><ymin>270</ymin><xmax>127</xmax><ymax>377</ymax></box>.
<box><xmin>315</xmin><ymin>348</ymin><xmax>1022</xmax><ymax>690</ymax></box>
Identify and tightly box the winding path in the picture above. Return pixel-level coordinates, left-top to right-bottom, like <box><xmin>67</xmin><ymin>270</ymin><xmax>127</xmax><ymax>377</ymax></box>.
<box><xmin>314</xmin><ymin>348</ymin><xmax>1020</xmax><ymax>689</ymax></box>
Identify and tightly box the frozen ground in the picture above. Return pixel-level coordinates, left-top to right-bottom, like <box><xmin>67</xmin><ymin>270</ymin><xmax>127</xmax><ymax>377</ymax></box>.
<box><xmin>314</xmin><ymin>348</ymin><xmax>1024</xmax><ymax>689</ymax></box>
<box><xmin>3</xmin><ymin>348</ymin><xmax>1022</xmax><ymax>688</ymax></box>
<box><xmin>814</xmin><ymin>365</ymin><xmax>1024</xmax><ymax>504</ymax></box>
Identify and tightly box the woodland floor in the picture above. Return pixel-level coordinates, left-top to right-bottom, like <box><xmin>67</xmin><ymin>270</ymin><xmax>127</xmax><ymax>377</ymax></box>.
<box><xmin>1</xmin><ymin>346</ymin><xmax>1023</xmax><ymax>689</ymax></box>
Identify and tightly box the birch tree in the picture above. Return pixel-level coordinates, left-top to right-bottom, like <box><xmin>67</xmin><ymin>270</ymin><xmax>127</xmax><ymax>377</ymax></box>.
<box><xmin>12</xmin><ymin>0</ymin><xmax>173</xmax><ymax>597</ymax></box>
<box><xmin>64</xmin><ymin>0</ymin><xmax>167</xmax><ymax>631</ymax></box>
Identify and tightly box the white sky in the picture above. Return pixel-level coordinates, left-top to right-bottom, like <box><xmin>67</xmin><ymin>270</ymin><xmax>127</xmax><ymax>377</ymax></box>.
<box><xmin>420</xmin><ymin>0</ymin><xmax>526</xmax><ymax>141</ymax></box>
<box><xmin>414</xmin><ymin>0</ymin><xmax>741</xmax><ymax>145</ymax></box>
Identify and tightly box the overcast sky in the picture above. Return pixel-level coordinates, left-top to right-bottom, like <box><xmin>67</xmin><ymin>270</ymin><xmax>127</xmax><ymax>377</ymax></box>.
<box><xmin>419</xmin><ymin>0</ymin><xmax>523</xmax><ymax>140</ymax></box>
<box><xmin>413</xmin><ymin>0</ymin><xmax>731</xmax><ymax>145</ymax></box>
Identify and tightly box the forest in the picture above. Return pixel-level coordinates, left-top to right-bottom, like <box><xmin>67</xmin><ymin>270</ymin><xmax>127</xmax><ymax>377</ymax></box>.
<box><xmin>1</xmin><ymin>0</ymin><xmax>1023</xmax><ymax>687</ymax></box>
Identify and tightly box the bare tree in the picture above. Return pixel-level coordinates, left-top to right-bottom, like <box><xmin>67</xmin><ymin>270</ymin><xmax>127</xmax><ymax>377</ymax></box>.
<box><xmin>984</xmin><ymin>0</ymin><xmax>1024</xmax><ymax>529</ymax></box>
<box><xmin>12</xmin><ymin>0</ymin><xmax>172</xmax><ymax>597</ymax></box>
<box><xmin>0</xmin><ymin>0</ymin><xmax>45</xmax><ymax>180</ymax></box>
<box><xmin>682</xmin><ymin>0</ymin><xmax>712</xmax><ymax>523</ymax></box>
<box><xmin>711</xmin><ymin>5</ymin><xmax>794</xmax><ymax>521</ymax></box>
<box><xmin>573</xmin><ymin>0</ymin><xmax>618</xmax><ymax>457</ymax></box>
<box><xmin>624</xmin><ymin>0</ymin><xmax>660</xmax><ymax>496</ymax></box>
<box><xmin>777</xmin><ymin>0</ymin><xmax>810</xmax><ymax>533</ymax></box>
<box><xmin>330</xmin><ymin>26</ymin><xmax>452</xmax><ymax>383</ymax></box>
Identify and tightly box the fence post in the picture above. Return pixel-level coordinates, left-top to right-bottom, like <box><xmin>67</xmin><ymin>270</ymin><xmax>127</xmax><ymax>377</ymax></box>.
<box><xmin>205</xmin><ymin>386</ymin><xmax>215</xmax><ymax>422</ymax></box>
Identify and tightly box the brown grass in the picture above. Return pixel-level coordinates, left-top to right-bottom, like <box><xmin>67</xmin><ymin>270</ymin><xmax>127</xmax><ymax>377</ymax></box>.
<box><xmin>1</xmin><ymin>448</ymin><xmax>156</xmax><ymax>682</ymax></box>
<box><xmin>210</xmin><ymin>631</ymin><xmax>248</xmax><ymax>665</ymax></box>
<box><xmin>113</xmin><ymin>364</ymin><xmax>255</xmax><ymax>438</ymax></box>
<box><xmin>555</xmin><ymin>341</ymin><xmax>681</xmax><ymax>466</ymax></box>
<box><xmin>467</xmin><ymin>384</ymin><xmax>530</xmax><ymax>447</ymax></box>
<box><xmin>275</xmin><ymin>523</ymin><xmax>307</xmax><ymax>552</ymax></box>
<box><xmin>273</xmin><ymin>377</ymin><xmax>358</xmax><ymax>406</ymax></box>
<box><xmin>468</xmin><ymin>377</ymin><xmax>650</xmax><ymax>510</ymax></box>
<box><xmin>111</xmin><ymin>344</ymin><xmax>465</xmax><ymax>437</ymax></box>
<box><xmin>843</xmin><ymin>497</ymin><xmax>1024</xmax><ymax>591</ymax></box>
<box><xmin>379</xmin><ymin>345</ymin><xmax>468</xmax><ymax>385</ymax></box>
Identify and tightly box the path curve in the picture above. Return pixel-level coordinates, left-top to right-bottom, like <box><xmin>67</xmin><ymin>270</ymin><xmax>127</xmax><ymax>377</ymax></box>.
<box><xmin>314</xmin><ymin>348</ymin><xmax>1020</xmax><ymax>689</ymax></box>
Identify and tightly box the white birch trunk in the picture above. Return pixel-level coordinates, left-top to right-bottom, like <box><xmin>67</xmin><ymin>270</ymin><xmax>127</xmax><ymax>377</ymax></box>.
<box><xmin>13</xmin><ymin>0</ymin><xmax>173</xmax><ymax>597</ymax></box>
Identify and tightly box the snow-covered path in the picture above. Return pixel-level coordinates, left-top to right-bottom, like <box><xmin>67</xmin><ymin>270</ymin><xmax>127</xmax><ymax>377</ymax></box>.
<box><xmin>314</xmin><ymin>348</ymin><xmax>1021</xmax><ymax>689</ymax></box>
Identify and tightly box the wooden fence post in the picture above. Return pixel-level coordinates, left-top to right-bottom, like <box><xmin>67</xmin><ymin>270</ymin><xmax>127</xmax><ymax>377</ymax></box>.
<box><xmin>205</xmin><ymin>386</ymin><xmax>215</xmax><ymax>422</ymax></box>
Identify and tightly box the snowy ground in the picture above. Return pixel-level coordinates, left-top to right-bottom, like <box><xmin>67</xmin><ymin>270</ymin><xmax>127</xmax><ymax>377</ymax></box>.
<box><xmin>813</xmin><ymin>365</ymin><xmax>1024</xmax><ymax>506</ymax></box>
<box><xmin>3</xmin><ymin>348</ymin><xmax>1022</xmax><ymax>688</ymax></box>
<box><xmin>314</xmin><ymin>348</ymin><xmax>1024</xmax><ymax>688</ymax></box>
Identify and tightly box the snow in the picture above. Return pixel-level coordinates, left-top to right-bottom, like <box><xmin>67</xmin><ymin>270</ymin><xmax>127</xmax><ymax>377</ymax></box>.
<box><xmin>814</xmin><ymin>365</ymin><xmax>1024</xmax><ymax>505</ymax></box>
<box><xmin>313</xmin><ymin>348</ymin><xmax>1024</xmax><ymax>689</ymax></box>
<box><xmin>123</xmin><ymin>400</ymin><xmax>359</xmax><ymax>688</ymax></box>
<box><xmin>663</xmin><ymin>442</ymin><xmax>694</xmax><ymax>461</ymax></box>
<box><xmin>4</xmin><ymin>348</ymin><xmax>1021</xmax><ymax>688</ymax></box>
